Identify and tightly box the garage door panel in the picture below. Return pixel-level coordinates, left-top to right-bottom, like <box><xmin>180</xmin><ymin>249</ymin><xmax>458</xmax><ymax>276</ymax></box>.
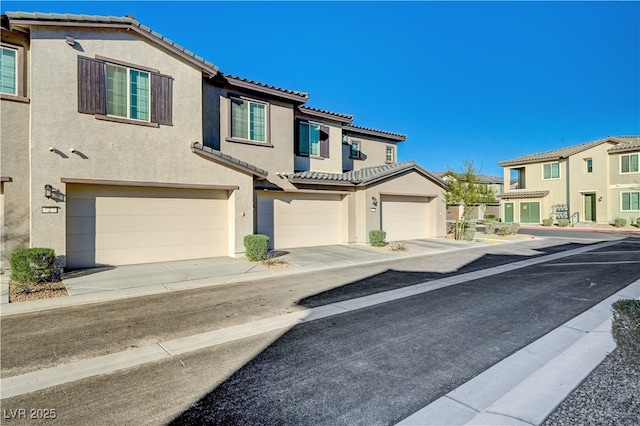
<box><xmin>258</xmin><ymin>193</ymin><xmax>342</xmax><ymax>249</ymax></box>
<box><xmin>382</xmin><ymin>195</ymin><xmax>430</xmax><ymax>241</ymax></box>
<box><xmin>66</xmin><ymin>185</ymin><xmax>228</xmax><ymax>268</ymax></box>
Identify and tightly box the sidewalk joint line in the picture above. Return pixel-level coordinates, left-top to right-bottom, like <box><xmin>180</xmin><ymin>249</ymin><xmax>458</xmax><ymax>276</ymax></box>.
<box><xmin>157</xmin><ymin>342</ymin><xmax>174</xmax><ymax>356</ymax></box>
<box><xmin>481</xmin><ymin>409</ymin><xmax>536</xmax><ymax>426</ymax></box>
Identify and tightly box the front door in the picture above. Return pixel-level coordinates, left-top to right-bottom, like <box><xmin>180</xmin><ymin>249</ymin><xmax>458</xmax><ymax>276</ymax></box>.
<box><xmin>504</xmin><ymin>203</ymin><xmax>514</xmax><ymax>222</ymax></box>
<box><xmin>585</xmin><ymin>193</ymin><xmax>596</xmax><ymax>221</ymax></box>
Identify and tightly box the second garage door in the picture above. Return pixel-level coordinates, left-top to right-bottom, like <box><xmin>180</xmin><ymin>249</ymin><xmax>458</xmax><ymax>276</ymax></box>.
<box><xmin>257</xmin><ymin>192</ymin><xmax>343</xmax><ymax>249</ymax></box>
<box><xmin>66</xmin><ymin>184</ymin><xmax>229</xmax><ymax>269</ymax></box>
<box><xmin>381</xmin><ymin>195</ymin><xmax>430</xmax><ymax>241</ymax></box>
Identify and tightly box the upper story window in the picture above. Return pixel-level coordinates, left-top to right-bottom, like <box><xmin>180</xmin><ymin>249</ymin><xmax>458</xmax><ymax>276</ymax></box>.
<box><xmin>585</xmin><ymin>158</ymin><xmax>593</xmax><ymax>173</ymax></box>
<box><xmin>231</xmin><ymin>97</ymin><xmax>267</xmax><ymax>143</ymax></box>
<box><xmin>621</xmin><ymin>154</ymin><xmax>639</xmax><ymax>174</ymax></box>
<box><xmin>350</xmin><ymin>141</ymin><xmax>361</xmax><ymax>159</ymax></box>
<box><xmin>511</xmin><ymin>167</ymin><xmax>525</xmax><ymax>189</ymax></box>
<box><xmin>78</xmin><ymin>56</ymin><xmax>173</xmax><ymax>127</ymax></box>
<box><xmin>296</xmin><ymin>120</ymin><xmax>329</xmax><ymax>158</ymax></box>
<box><xmin>1</xmin><ymin>46</ymin><xmax>17</xmax><ymax>95</ymax></box>
<box><xmin>542</xmin><ymin>162</ymin><xmax>560</xmax><ymax>179</ymax></box>
<box><xmin>106</xmin><ymin>64</ymin><xmax>150</xmax><ymax>121</ymax></box>
<box><xmin>621</xmin><ymin>192</ymin><xmax>640</xmax><ymax>211</ymax></box>
<box><xmin>386</xmin><ymin>146</ymin><xmax>395</xmax><ymax>163</ymax></box>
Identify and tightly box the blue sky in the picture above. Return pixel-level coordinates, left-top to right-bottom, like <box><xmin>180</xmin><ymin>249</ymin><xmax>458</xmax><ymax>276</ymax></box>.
<box><xmin>3</xmin><ymin>1</ymin><xmax>639</xmax><ymax>176</ymax></box>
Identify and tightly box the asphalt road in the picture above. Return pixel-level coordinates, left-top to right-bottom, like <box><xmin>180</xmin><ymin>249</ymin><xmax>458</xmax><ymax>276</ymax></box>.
<box><xmin>2</xmin><ymin>234</ymin><xmax>638</xmax><ymax>425</ymax></box>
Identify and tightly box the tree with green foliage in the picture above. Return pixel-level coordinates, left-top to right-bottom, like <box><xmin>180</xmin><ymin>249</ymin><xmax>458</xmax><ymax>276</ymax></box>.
<box><xmin>444</xmin><ymin>161</ymin><xmax>497</xmax><ymax>240</ymax></box>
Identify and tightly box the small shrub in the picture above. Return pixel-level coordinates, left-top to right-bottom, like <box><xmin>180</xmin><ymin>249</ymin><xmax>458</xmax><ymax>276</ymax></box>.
<box><xmin>369</xmin><ymin>230</ymin><xmax>386</xmax><ymax>247</ymax></box>
<box><xmin>636</xmin><ymin>218</ymin><xmax>640</xmax><ymax>227</ymax></box>
<box><xmin>557</xmin><ymin>219</ymin><xmax>570</xmax><ymax>227</ymax></box>
<box><xmin>9</xmin><ymin>248</ymin><xmax>57</xmax><ymax>284</ymax></box>
<box><xmin>486</xmin><ymin>214</ymin><xmax>497</xmax><ymax>220</ymax></box>
<box><xmin>613</xmin><ymin>218</ymin><xmax>627</xmax><ymax>228</ymax></box>
<box><xmin>446</xmin><ymin>222</ymin><xmax>457</xmax><ymax>235</ymax></box>
<box><xmin>612</xmin><ymin>299</ymin><xmax>640</xmax><ymax>364</ymax></box>
<box><xmin>463</xmin><ymin>221</ymin><xmax>476</xmax><ymax>241</ymax></box>
<box><xmin>244</xmin><ymin>234</ymin><xmax>270</xmax><ymax>261</ymax></box>
<box><xmin>389</xmin><ymin>241</ymin><xmax>407</xmax><ymax>252</ymax></box>
<box><xmin>542</xmin><ymin>218</ymin><xmax>553</xmax><ymax>227</ymax></box>
<box><xmin>493</xmin><ymin>223</ymin><xmax>520</xmax><ymax>236</ymax></box>
<box><xmin>485</xmin><ymin>221</ymin><xmax>496</xmax><ymax>234</ymax></box>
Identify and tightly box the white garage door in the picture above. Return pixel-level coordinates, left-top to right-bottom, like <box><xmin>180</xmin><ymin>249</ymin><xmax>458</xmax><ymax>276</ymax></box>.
<box><xmin>66</xmin><ymin>184</ymin><xmax>228</xmax><ymax>268</ymax></box>
<box><xmin>257</xmin><ymin>192</ymin><xmax>343</xmax><ymax>249</ymax></box>
<box><xmin>381</xmin><ymin>195</ymin><xmax>430</xmax><ymax>241</ymax></box>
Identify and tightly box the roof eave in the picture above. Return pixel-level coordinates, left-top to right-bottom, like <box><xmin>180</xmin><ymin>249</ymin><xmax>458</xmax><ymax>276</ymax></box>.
<box><xmin>4</xmin><ymin>15</ymin><xmax>219</xmax><ymax>78</ymax></box>
<box><xmin>190</xmin><ymin>142</ymin><xmax>268</xmax><ymax>179</ymax></box>
<box><xmin>343</xmin><ymin>125</ymin><xmax>406</xmax><ymax>142</ymax></box>
<box><xmin>224</xmin><ymin>76</ymin><xmax>308</xmax><ymax>103</ymax></box>
<box><xmin>288</xmin><ymin>178</ymin><xmax>355</xmax><ymax>187</ymax></box>
<box><xmin>297</xmin><ymin>106</ymin><xmax>354</xmax><ymax>124</ymax></box>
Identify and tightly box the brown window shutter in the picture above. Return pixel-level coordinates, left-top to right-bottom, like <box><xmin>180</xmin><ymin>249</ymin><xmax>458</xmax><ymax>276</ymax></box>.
<box><xmin>319</xmin><ymin>124</ymin><xmax>330</xmax><ymax>158</ymax></box>
<box><xmin>77</xmin><ymin>56</ymin><xmax>105</xmax><ymax>115</ymax></box>
<box><xmin>151</xmin><ymin>73</ymin><xmax>173</xmax><ymax>125</ymax></box>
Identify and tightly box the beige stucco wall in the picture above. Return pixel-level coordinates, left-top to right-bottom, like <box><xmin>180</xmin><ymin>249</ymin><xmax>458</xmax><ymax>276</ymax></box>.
<box><xmin>24</xmin><ymin>26</ymin><xmax>254</xmax><ymax>263</ymax></box>
<box><xmin>567</xmin><ymin>143</ymin><xmax>612</xmax><ymax>223</ymax></box>
<box><xmin>1</xmin><ymin>99</ymin><xmax>31</xmax><ymax>269</ymax></box>
<box><xmin>345</xmin><ymin>134</ymin><xmax>399</xmax><ymax>170</ymax></box>
<box><xmin>608</xmin><ymin>149</ymin><xmax>640</xmax><ymax>223</ymax></box>
<box><xmin>353</xmin><ymin>171</ymin><xmax>446</xmax><ymax>242</ymax></box>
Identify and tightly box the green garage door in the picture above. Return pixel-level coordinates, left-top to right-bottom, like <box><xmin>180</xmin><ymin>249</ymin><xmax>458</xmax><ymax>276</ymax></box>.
<box><xmin>520</xmin><ymin>202</ymin><xmax>540</xmax><ymax>223</ymax></box>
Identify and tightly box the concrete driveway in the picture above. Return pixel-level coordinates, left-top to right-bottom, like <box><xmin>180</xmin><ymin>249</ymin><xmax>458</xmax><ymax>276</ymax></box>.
<box><xmin>62</xmin><ymin>239</ymin><xmax>467</xmax><ymax>296</ymax></box>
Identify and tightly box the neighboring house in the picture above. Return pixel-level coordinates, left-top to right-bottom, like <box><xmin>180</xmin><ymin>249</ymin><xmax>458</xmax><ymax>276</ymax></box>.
<box><xmin>1</xmin><ymin>12</ymin><xmax>446</xmax><ymax>270</ymax></box>
<box><xmin>497</xmin><ymin>136</ymin><xmax>640</xmax><ymax>225</ymax></box>
<box><xmin>434</xmin><ymin>172</ymin><xmax>503</xmax><ymax>221</ymax></box>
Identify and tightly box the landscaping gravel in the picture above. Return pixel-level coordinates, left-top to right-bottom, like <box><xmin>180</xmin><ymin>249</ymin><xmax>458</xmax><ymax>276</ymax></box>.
<box><xmin>542</xmin><ymin>349</ymin><xmax>640</xmax><ymax>425</ymax></box>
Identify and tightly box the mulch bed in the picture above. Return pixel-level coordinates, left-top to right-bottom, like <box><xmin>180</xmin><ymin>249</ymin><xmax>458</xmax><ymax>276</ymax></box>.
<box><xmin>9</xmin><ymin>281</ymin><xmax>68</xmax><ymax>303</ymax></box>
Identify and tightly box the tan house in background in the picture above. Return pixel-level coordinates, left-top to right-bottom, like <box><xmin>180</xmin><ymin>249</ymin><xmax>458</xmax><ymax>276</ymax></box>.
<box><xmin>498</xmin><ymin>136</ymin><xmax>640</xmax><ymax>225</ymax></box>
<box><xmin>1</xmin><ymin>12</ymin><xmax>446</xmax><ymax>270</ymax></box>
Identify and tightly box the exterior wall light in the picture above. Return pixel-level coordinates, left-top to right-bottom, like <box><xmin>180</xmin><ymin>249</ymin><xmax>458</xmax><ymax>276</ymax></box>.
<box><xmin>44</xmin><ymin>184</ymin><xmax>53</xmax><ymax>199</ymax></box>
<box><xmin>371</xmin><ymin>196</ymin><xmax>378</xmax><ymax>206</ymax></box>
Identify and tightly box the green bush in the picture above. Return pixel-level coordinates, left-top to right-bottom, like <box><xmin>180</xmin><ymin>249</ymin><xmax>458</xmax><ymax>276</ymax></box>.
<box><xmin>612</xmin><ymin>299</ymin><xmax>640</xmax><ymax>364</ymax></box>
<box><xmin>486</xmin><ymin>214</ymin><xmax>497</xmax><ymax>220</ymax></box>
<box><xmin>493</xmin><ymin>223</ymin><xmax>520</xmax><ymax>236</ymax></box>
<box><xmin>369</xmin><ymin>230</ymin><xmax>386</xmax><ymax>247</ymax></box>
<box><xmin>613</xmin><ymin>218</ymin><xmax>627</xmax><ymax>228</ymax></box>
<box><xmin>244</xmin><ymin>234</ymin><xmax>270</xmax><ymax>261</ymax></box>
<box><xmin>485</xmin><ymin>221</ymin><xmax>496</xmax><ymax>234</ymax></box>
<box><xmin>463</xmin><ymin>221</ymin><xmax>476</xmax><ymax>241</ymax></box>
<box><xmin>557</xmin><ymin>219</ymin><xmax>570</xmax><ymax>227</ymax></box>
<box><xmin>9</xmin><ymin>248</ymin><xmax>57</xmax><ymax>284</ymax></box>
<box><xmin>542</xmin><ymin>218</ymin><xmax>553</xmax><ymax>227</ymax></box>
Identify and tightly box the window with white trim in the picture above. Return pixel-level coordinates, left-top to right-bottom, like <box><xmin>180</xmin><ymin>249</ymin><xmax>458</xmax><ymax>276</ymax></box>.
<box><xmin>231</xmin><ymin>97</ymin><xmax>267</xmax><ymax>143</ymax></box>
<box><xmin>621</xmin><ymin>154</ymin><xmax>639</xmax><ymax>173</ymax></box>
<box><xmin>621</xmin><ymin>192</ymin><xmax>640</xmax><ymax>211</ymax></box>
<box><xmin>1</xmin><ymin>45</ymin><xmax>17</xmax><ymax>95</ymax></box>
<box><xmin>585</xmin><ymin>158</ymin><xmax>593</xmax><ymax>173</ymax></box>
<box><xmin>386</xmin><ymin>146</ymin><xmax>395</xmax><ymax>163</ymax></box>
<box><xmin>106</xmin><ymin>64</ymin><xmax>150</xmax><ymax>121</ymax></box>
<box><xmin>543</xmin><ymin>162</ymin><xmax>560</xmax><ymax>179</ymax></box>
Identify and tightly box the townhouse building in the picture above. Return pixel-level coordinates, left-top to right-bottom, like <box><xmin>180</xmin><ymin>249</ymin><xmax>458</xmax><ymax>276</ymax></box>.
<box><xmin>498</xmin><ymin>136</ymin><xmax>640</xmax><ymax>225</ymax></box>
<box><xmin>1</xmin><ymin>12</ymin><xmax>446</xmax><ymax>270</ymax></box>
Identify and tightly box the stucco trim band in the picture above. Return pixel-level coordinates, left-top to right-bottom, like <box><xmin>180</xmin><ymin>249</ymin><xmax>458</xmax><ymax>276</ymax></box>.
<box><xmin>259</xmin><ymin>188</ymin><xmax>351</xmax><ymax>195</ymax></box>
<box><xmin>378</xmin><ymin>192</ymin><xmax>437</xmax><ymax>198</ymax></box>
<box><xmin>60</xmin><ymin>178</ymin><xmax>238</xmax><ymax>191</ymax></box>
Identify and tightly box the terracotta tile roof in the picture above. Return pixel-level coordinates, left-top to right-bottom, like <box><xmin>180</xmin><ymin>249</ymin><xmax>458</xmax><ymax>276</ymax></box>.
<box><xmin>498</xmin><ymin>136</ymin><xmax>640</xmax><ymax>167</ymax></box>
<box><xmin>497</xmin><ymin>190</ymin><xmax>550</xmax><ymax>199</ymax></box>
<box><xmin>190</xmin><ymin>142</ymin><xmax>268</xmax><ymax>178</ymax></box>
<box><xmin>3</xmin><ymin>11</ymin><xmax>219</xmax><ymax>77</ymax></box>
<box><xmin>221</xmin><ymin>73</ymin><xmax>309</xmax><ymax>103</ymax></box>
<box><xmin>297</xmin><ymin>105</ymin><xmax>354</xmax><ymax>124</ymax></box>
<box><xmin>433</xmin><ymin>172</ymin><xmax>503</xmax><ymax>184</ymax></box>
<box><xmin>607</xmin><ymin>136</ymin><xmax>640</xmax><ymax>153</ymax></box>
<box><xmin>343</xmin><ymin>124</ymin><xmax>407</xmax><ymax>142</ymax></box>
<box><xmin>289</xmin><ymin>161</ymin><xmax>445</xmax><ymax>187</ymax></box>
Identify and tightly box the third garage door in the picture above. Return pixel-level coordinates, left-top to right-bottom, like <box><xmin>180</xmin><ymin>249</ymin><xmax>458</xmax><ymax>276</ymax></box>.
<box><xmin>381</xmin><ymin>195</ymin><xmax>430</xmax><ymax>241</ymax></box>
<box><xmin>257</xmin><ymin>192</ymin><xmax>343</xmax><ymax>249</ymax></box>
